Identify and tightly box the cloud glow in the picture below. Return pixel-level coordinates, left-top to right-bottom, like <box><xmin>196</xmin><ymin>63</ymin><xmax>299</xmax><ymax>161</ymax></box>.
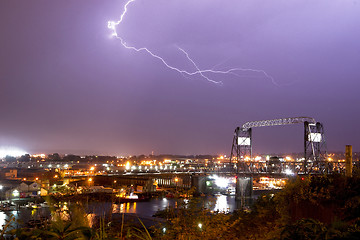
<box><xmin>0</xmin><ymin>147</ymin><xmax>27</xmax><ymax>158</ymax></box>
<box><xmin>107</xmin><ymin>0</ymin><xmax>276</xmax><ymax>85</ymax></box>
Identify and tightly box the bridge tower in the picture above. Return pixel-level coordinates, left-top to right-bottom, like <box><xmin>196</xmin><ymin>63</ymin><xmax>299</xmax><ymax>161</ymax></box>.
<box><xmin>230</xmin><ymin>127</ymin><xmax>252</xmax><ymax>172</ymax></box>
<box><xmin>303</xmin><ymin>121</ymin><xmax>328</xmax><ymax>173</ymax></box>
<box><xmin>230</xmin><ymin>117</ymin><xmax>327</xmax><ymax>174</ymax></box>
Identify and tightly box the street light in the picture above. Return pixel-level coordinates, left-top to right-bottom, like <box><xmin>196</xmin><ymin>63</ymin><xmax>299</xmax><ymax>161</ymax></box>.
<box><xmin>174</xmin><ymin>177</ymin><xmax>179</xmax><ymax>192</ymax></box>
<box><xmin>13</xmin><ymin>190</ymin><xmax>19</xmax><ymax>197</ymax></box>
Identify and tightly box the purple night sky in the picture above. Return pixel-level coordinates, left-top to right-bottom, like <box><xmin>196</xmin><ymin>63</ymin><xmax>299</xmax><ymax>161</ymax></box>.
<box><xmin>0</xmin><ymin>0</ymin><xmax>359</xmax><ymax>155</ymax></box>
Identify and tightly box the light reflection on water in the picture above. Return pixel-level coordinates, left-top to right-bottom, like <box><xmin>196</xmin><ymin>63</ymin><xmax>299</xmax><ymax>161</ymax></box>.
<box><xmin>112</xmin><ymin>202</ymin><xmax>138</xmax><ymax>214</ymax></box>
<box><xmin>214</xmin><ymin>195</ymin><xmax>232</xmax><ymax>213</ymax></box>
<box><xmin>0</xmin><ymin>211</ymin><xmax>6</xmax><ymax>230</ymax></box>
<box><xmin>0</xmin><ymin>194</ymin><xmax>239</xmax><ymax>229</ymax></box>
<box><xmin>89</xmin><ymin>199</ymin><xmax>176</xmax><ymax>217</ymax></box>
<box><xmin>86</xmin><ymin>213</ymin><xmax>96</xmax><ymax>227</ymax></box>
<box><xmin>0</xmin><ymin>210</ymin><xmax>28</xmax><ymax>231</ymax></box>
<box><xmin>0</xmin><ymin>211</ymin><xmax>18</xmax><ymax>230</ymax></box>
<box><xmin>88</xmin><ymin>195</ymin><xmax>236</xmax><ymax>217</ymax></box>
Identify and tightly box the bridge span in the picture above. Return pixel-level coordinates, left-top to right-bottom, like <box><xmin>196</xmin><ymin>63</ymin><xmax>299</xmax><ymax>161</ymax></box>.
<box><xmin>231</xmin><ymin>116</ymin><xmax>329</xmax><ymax>174</ymax></box>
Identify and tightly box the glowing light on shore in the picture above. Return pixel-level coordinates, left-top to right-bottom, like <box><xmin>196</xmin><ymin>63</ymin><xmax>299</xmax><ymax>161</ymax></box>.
<box><xmin>284</xmin><ymin>169</ymin><xmax>294</xmax><ymax>175</ymax></box>
<box><xmin>0</xmin><ymin>147</ymin><xmax>27</xmax><ymax>158</ymax></box>
<box><xmin>125</xmin><ymin>161</ymin><xmax>131</xmax><ymax>170</ymax></box>
<box><xmin>212</xmin><ymin>175</ymin><xmax>230</xmax><ymax>188</ymax></box>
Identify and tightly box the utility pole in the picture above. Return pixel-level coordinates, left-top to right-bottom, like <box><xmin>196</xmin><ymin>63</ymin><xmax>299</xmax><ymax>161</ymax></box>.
<box><xmin>345</xmin><ymin>145</ymin><xmax>352</xmax><ymax>177</ymax></box>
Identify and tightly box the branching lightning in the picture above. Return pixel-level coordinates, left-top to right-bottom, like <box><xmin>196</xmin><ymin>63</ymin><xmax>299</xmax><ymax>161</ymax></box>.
<box><xmin>108</xmin><ymin>0</ymin><xmax>277</xmax><ymax>86</ymax></box>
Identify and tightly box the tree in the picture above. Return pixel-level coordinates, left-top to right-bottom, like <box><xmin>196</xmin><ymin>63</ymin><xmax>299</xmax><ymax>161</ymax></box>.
<box><xmin>153</xmin><ymin>198</ymin><xmax>238</xmax><ymax>239</ymax></box>
<box><xmin>19</xmin><ymin>154</ymin><xmax>31</xmax><ymax>162</ymax></box>
<box><xmin>48</xmin><ymin>153</ymin><xmax>61</xmax><ymax>162</ymax></box>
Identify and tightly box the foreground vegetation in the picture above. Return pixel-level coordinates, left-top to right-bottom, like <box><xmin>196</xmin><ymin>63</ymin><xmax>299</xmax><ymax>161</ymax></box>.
<box><xmin>1</xmin><ymin>171</ymin><xmax>360</xmax><ymax>239</ymax></box>
<box><xmin>152</xmin><ymin>171</ymin><xmax>360</xmax><ymax>239</ymax></box>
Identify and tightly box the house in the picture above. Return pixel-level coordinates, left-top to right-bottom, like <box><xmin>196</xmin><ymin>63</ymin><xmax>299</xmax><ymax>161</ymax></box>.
<box><xmin>4</xmin><ymin>181</ymin><xmax>41</xmax><ymax>199</ymax></box>
<box><xmin>5</xmin><ymin>169</ymin><xmax>17</xmax><ymax>178</ymax></box>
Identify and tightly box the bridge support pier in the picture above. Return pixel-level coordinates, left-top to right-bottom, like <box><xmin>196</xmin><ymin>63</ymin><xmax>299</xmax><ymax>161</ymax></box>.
<box><xmin>235</xmin><ymin>176</ymin><xmax>253</xmax><ymax>207</ymax></box>
<box><xmin>191</xmin><ymin>175</ymin><xmax>207</xmax><ymax>194</ymax></box>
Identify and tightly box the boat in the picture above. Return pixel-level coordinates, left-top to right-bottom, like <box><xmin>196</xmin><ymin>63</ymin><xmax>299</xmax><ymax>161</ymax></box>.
<box><xmin>25</xmin><ymin>202</ymin><xmax>42</xmax><ymax>209</ymax></box>
<box><xmin>0</xmin><ymin>203</ymin><xmax>15</xmax><ymax>211</ymax></box>
<box><xmin>116</xmin><ymin>193</ymin><xmax>150</xmax><ymax>202</ymax></box>
<box><xmin>40</xmin><ymin>202</ymin><xmax>50</xmax><ymax>208</ymax></box>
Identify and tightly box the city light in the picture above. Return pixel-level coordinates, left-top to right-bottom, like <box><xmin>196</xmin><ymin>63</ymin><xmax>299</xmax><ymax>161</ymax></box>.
<box><xmin>13</xmin><ymin>190</ymin><xmax>19</xmax><ymax>197</ymax></box>
<box><xmin>125</xmin><ymin>161</ymin><xmax>131</xmax><ymax>170</ymax></box>
<box><xmin>284</xmin><ymin>169</ymin><xmax>294</xmax><ymax>175</ymax></box>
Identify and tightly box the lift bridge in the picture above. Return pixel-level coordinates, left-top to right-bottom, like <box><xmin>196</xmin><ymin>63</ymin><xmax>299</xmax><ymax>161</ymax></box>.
<box><xmin>230</xmin><ymin>117</ymin><xmax>331</xmax><ymax>174</ymax></box>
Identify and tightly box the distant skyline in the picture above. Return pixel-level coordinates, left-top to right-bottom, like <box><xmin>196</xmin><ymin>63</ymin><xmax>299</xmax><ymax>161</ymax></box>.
<box><xmin>1</xmin><ymin>0</ymin><xmax>359</xmax><ymax>155</ymax></box>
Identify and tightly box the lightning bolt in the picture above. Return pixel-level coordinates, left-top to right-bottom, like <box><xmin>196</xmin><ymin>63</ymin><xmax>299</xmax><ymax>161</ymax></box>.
<box><xmin>108</xmin><ymin>0</ymin><xmax>277</xmax><ymax>86</ymax></box>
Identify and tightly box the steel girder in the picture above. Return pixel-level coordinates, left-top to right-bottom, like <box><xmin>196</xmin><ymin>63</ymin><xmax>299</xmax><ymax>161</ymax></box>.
<box><xmin>242</xmin><ymin>117</ymin><xmax>316</xmax><ymax>130</ymax></box>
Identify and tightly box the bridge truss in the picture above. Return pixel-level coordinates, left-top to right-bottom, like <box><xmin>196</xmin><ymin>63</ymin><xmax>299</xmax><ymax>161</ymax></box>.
<box><xmin>230</xmin><ymin>117</ymin><xmax>329</xmax><ymax>174</ymax></box>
